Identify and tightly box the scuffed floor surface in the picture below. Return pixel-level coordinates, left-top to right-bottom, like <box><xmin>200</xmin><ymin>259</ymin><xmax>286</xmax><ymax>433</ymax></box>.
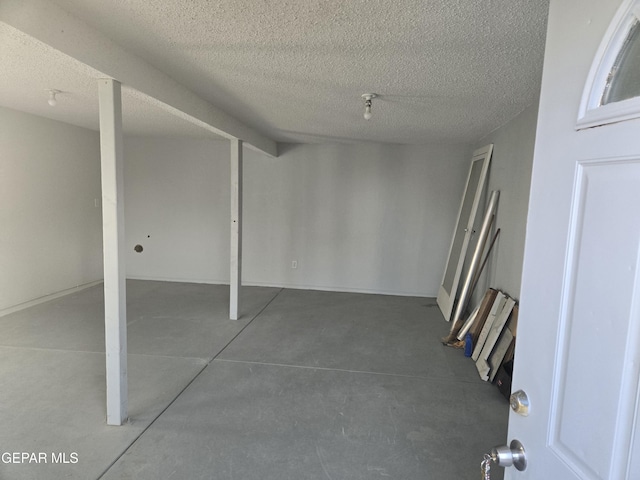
<box><xmin>0</xmin><ymin>281</ymin><xmax>507</xmax><ymax>479</ymax></box>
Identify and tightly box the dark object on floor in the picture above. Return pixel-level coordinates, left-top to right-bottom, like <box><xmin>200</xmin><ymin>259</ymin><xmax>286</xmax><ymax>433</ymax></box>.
<box><xmin>494</xmin><ymin>359</ymin><xmax>513</xmax><ymax>400</ymax></box>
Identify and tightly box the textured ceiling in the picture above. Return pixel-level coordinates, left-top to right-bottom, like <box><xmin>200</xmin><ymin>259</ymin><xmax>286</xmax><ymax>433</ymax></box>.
<box><xmin>1</xmin><ymin>0</ymin><xmax>550</xmax><ymax>145</ymax></box>
<box><xmin>0</xmin><ymin>23</ymin><xmax>223</xmax><ymax>139</ymax></box>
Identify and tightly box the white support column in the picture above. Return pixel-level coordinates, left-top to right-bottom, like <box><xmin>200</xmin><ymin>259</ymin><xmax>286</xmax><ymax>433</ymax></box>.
<box><xmin>98</xmin><ymin>78</ymin><xmax>128</xmax><ymax>426</ymax></box>
<box><xmin>230</xmin><ymin>138</ymin><xmax>243</xmax><ymax>320</ymax></box>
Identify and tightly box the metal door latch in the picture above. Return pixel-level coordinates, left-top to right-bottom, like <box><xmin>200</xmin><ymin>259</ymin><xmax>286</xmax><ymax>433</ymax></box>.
<box><xmin>510</xmin><ymin>390</ymin><xmax>530</xmax><ymax>416</ymax></box>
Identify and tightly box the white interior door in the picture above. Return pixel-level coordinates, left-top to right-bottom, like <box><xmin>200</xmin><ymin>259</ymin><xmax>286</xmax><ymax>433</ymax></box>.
<box><xmin>437</xmin><ymin>145</ymin><xmax>491</xmax><ymax>321</ymax></box>
<box><xmin>504</xmin><ymin>1</ymin><xmax>640</xmax><ymax>478</ymax></box>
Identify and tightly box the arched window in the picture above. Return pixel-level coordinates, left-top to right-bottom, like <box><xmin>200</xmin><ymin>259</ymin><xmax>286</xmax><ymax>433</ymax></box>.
<box><xmin>578</xmin><ymin>0</ymin><xmax>640</xmax><ymax>128</ymax></box>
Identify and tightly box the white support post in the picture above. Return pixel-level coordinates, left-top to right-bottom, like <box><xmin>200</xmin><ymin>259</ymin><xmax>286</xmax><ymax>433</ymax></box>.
<box><xmin>98</xmin><ymin>78</ymin><xmax>128</xmax><ymax>426</ymax></box>
<box><xmin>230</xmin><ymin>139</ymin><xmax>243</xmax><ymax>320</ymax></box>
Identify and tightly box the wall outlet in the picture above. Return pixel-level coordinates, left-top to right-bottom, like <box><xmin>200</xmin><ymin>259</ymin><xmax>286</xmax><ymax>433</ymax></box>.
<box><xmin>291</xmin><ymin>260</ymin><xmax>298</xmax><ymax>269</ymax></box>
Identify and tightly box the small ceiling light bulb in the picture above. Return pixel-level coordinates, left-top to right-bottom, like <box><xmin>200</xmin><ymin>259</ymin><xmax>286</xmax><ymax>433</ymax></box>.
<box><xmin>47</xmin><ymin>89</ymin><xmax>60</xmax><ymax>107</ymax></box>
<box><xmin>361</xmin><ymin>93</ymin><xmax>377</xmax><ymax>120</ymax></box>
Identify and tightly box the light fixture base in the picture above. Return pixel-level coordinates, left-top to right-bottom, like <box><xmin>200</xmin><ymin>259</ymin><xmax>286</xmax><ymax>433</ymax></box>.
<box><xmin>46</xmin><ymin>89</ymin><xmax>62</xmax><ymax>107</ymax></box>
<box><xmin>361</xmin><ymin>93</ymin><xmax>377</xmax><ymax>120</ymax></box>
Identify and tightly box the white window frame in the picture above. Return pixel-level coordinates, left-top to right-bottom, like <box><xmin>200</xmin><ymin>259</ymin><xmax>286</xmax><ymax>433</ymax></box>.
<box><xmin>577</xmin><ymin>0</ymin><xmax>640</xmax><ymax>129</ymax></box>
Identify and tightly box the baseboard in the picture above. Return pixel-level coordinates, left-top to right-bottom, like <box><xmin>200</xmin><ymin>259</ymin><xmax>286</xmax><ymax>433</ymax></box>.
<box><xmin>0</xmin><ymin>280</ymin><xmax>103</xmax><ymax>318</ymax></box>
<box><xmin>126</xmin><ymin>275</ymin><xmax>229</xmax><ymax>285</ymax></box>
<box><xmin>126</xmin><ymin>275</ymin><xmax>434</xmax><ymax>298</ymax></box>
<box><xmin>243</xmin><ymin>280</ymin><xmax>434</xmax><ymax>298</ymax></box>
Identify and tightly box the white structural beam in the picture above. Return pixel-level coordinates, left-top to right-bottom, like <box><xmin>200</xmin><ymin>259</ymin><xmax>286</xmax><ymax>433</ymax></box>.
<box><xmin>0</xmin><ymin>0</ymin><xmax>277</xmax><ymax>158</ymax></box>
<box><xmin>98</xmin><ymin>78</ymin><xmax>128</xmax><ymax>426</ymax></box>
<box><xmin>230</xmin><ymin>139</ymin><xmax>243</xmax><ymax>320</ymax></box>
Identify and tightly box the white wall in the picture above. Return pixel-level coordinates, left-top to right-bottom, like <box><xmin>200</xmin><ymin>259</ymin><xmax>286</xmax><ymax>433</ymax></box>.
<box><xmin>0</xmin><ymin>107</ymin><xmax>103</xmax><ymax>313</ymax></box>
<box><xmin>244</xmin><ymin>143</ymin><xmax>470</xmax><ymax>296</ymax></box>
<box><xmin>124</xmin><ymin>137</ymin><xmax>230</xmax><ymax>283</ymax></box>
<box><xmin>124</xmin><ymin>138</ymin><xmax>470</xmax><ymax>296</ymax></box>
<box><xmin>469</xmin><ymin>104</ymin><xmax>539</xmax><ymax>306</ymax></box>
<box><xmin>0</xmin><ymin>104</ymin><xmax>530</xmax><ymax>312</ymax></box>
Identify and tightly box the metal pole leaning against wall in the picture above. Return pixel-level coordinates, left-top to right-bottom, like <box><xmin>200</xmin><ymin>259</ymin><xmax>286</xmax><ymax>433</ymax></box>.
<box><xmin>449</xmin><ymin>190</ymin><xmax>500</xmax><ymax>333</ymax></box>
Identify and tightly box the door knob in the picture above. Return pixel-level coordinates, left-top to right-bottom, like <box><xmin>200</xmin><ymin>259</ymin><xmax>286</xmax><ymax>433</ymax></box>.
<box><xmin>490</xmin><ymin>439</ymin><xmax>527</xmax><ymax>471</ymax></box>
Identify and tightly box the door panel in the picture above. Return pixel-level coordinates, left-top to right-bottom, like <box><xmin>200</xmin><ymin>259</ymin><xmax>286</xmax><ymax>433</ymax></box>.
<box><xmin>549</xmin><ymin>158</ymin><xmax>640</xmax><ymax>478</ymax></box>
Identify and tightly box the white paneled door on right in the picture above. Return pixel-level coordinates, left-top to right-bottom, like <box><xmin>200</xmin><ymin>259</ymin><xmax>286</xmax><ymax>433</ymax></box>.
<box><xmin>504</xmin><ymin>0</ymin><xmax>640</xmax><ymax>479</ymax></box>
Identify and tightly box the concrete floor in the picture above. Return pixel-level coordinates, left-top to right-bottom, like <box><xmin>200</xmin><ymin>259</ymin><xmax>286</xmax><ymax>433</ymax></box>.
<box><xmin>0</xmin><ymin>281</ymin><xmax>508</xmax><ymax>479</ymax></box>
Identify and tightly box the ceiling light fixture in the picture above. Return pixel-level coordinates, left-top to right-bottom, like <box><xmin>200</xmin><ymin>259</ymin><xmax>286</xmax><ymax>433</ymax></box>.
<box><xmin>47</xmin><ymin>89</ymin><xmax>61</xmax><ymax>107</ymax></box>
<box><xmin>361</xmin><ymin>93</ymin><xmax>377</xmax><ymax>120</ymax></box>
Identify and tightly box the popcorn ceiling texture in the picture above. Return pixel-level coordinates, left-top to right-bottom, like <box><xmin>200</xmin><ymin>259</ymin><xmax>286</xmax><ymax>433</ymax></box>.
<box><xmin>2</xmin><ymin>0</ymin><xmax>549</xmax><ymax>144</ymax></box>
<box><xmin>0</xmin><ymin>24</ymin><xmax>225</xmax><ymax>139</ymax></box>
